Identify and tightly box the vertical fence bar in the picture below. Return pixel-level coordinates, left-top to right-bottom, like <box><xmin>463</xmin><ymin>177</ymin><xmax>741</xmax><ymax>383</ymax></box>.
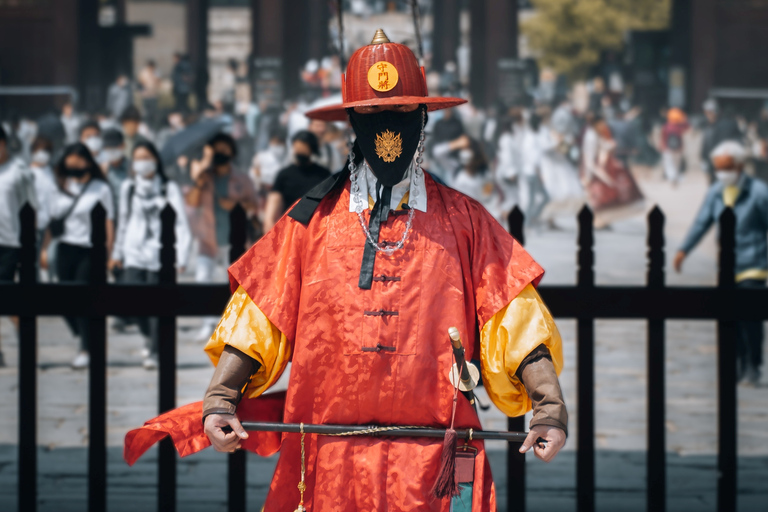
<box><xmin>228</xmin><ymin>204</ymin><xmax>248</xmax><ymax>512</ymax></box>
<box><xmin>646</xmin><ymin>206</ymin><xmax>666</xmax><ymax>512</ymax></box>
<box><xmin>18</xmin><ymin>203</ymin><xmax>37</xmax><ymax>512</ymax></box>
<box><xmin>717</xmin><ymin>208</ymin><xmax>737</xmax><ymax>512</ymax></box>
<box><xmin>576</xmin><ymin>206</ymin><xmax>595</xmax><ymax>512</ymax></box>
<box><xmin>507</xmin><ymin>206</ymin><xmax>526</xmax><ymax>512</ymax></box>
<box><xmin>158</xmin><ymin>205</ymin><xmax>178</xmax><ymax>512</ymax></box>
<box><xmin>88</xmin><ymin>204</ymin><xmax>108</xmax><ymax>512</ymax></box>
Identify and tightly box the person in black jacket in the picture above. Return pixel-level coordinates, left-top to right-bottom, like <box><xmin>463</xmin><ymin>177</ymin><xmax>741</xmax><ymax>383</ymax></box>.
<box><xmin>263</xmin><ymin>130</ymin><xmax>330</xmax><ymax>231</ymax></box>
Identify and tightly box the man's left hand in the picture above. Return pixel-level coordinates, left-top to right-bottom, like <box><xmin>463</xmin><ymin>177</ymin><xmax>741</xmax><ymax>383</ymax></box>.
<box><xmin>519</xmin><ymin>425</ymin><xmax>566</xmax><ymax>463</ymax></box>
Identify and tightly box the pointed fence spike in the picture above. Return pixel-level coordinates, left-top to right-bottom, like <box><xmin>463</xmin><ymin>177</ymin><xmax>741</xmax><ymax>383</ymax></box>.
<box><xmin>577</xmin><ymin>205</ymin><xmax>594</xmax><ymax>287</ymax></box>
<box><xmin>508</xmin><ymin>206</ymin><xmax>525</xmax><ymax>245</ymax></box>
<box><xmin>647</xmin><ymin>205</ymin><xmax>665</xmax><ymax>289</ymax></box>
<box><xmin>19</xmin><ymin>202</ymin><xmax>37</xmax><ymax>285</ymax></box>
<box><xmin>160</xmin><ymin>204</ymin><xmax>177</xmax><ymax>284</ymax></box>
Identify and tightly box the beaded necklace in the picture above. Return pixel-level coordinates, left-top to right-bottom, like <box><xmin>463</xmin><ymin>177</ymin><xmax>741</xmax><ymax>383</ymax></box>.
<box><xmin>348</xmin><ymin>109</ymin><xmax>426</xmax><ymax>255</ymax></box>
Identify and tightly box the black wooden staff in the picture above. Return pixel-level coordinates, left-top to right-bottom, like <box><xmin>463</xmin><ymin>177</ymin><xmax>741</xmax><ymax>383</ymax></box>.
<box><xmin>240</xmin><ymin>422</ymin><xmax>529</xmax><ymax>443</ymax></box>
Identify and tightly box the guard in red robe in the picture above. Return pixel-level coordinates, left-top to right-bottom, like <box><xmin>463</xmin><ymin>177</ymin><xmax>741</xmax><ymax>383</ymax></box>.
<box><xmin>127</xmin><ymin>29</ymin><xmax>568</xmax><ymax>512</ymax></box>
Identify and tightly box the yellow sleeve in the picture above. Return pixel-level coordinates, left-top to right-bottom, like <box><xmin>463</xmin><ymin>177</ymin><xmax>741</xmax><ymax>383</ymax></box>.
<box><xmin>480</xmin><ymin>283</ymin><xmax>563</xmax><ymax>417</ymax></box>
<box><xmin>203</xmin><ymin>286</ymin><xmax>292</xmax><ymax>399</ymax></box>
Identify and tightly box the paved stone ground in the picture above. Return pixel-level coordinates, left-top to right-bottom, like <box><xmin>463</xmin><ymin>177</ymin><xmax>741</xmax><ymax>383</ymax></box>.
<box><xmin>1</xmin><ymin>164</ymin><xmax>767</xmax><ymax>510</ymax></box>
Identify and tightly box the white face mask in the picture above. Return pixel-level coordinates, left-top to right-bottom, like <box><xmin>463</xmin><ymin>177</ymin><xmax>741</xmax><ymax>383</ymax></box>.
<box><xmin>102</xmin><ymin>148</ymin><xmax>123</xmax><ymax>163</ymax></box>
<box><xmin>85</xmin><ymin>136</ymin><xmax>103</xmax><ymax>154</ymax></box>
<box><xmin>31</xmin><ymin>150</ymin><xmax>51</xmax><ymax>166</ymax></box>
<box><xmin>269</xmin><ymin>145</ymin><xmax>286</xmax><ymax>161</ymax></box>
<box><xmin>716</xmin><ymin>170</ymin><xmax>740</xmax><ymax>187</ymax></box>
<box><xmin>133</xmin><ymin>159</ymin><xmax>157</xmax><ymax>178</ymax></box>
<box><xmin>459</xmin><ymin>149</ymin><xmax>474</xmax><ymax>166</ymax></box>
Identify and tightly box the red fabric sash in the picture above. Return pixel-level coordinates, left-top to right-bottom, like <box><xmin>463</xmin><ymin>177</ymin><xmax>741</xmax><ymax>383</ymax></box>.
<box><xmin>123</xmin><ymin>392</ymin><xmax>286</xmax><ymax>466</ymax></box>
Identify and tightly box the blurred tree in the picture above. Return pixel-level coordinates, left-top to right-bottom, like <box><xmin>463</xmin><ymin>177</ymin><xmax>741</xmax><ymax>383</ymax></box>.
<box><xmin>522</xmin><ymin>0</ymin><xmax>671</xmax><ymax>79</ymax></box>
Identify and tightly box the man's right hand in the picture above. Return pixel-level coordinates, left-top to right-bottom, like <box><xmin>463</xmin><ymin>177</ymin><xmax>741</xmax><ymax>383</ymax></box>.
<box><xmin>204</xmin><ymin>413</ymin><xmax>249</xmax><ymax>452</ymax></box>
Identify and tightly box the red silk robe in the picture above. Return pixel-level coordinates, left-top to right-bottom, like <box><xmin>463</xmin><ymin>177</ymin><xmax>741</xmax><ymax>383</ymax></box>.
<box><xmin>228</xmin><ymin>173</ymin><xmax>543</xmax><ymax>511</ymax></box>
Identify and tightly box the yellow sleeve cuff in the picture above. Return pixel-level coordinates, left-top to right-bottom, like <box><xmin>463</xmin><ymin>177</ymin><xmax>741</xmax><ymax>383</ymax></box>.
<box><xmin>480</xmin><ymin>283</ymin><xmax>563</xmax><ymax>417</ymax></box>
<box><xmin>203</xmin><ymin>286</ymin><xmax>292</xmax><ymax>399</ymax></box>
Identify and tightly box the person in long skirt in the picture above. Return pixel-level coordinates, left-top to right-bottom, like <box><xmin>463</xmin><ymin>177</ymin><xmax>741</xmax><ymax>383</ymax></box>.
<box><xmin>537</xmin><ymin>113</ymin><xmax>585</xmax><ymax>229</ymax></box>
<box><xmin>581</xmin><ymin>116</ymin><xmax>644</xmax><ymax>228</ymax></box>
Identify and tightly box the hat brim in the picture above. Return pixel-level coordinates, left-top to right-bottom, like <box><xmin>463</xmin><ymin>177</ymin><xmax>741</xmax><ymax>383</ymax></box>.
<box><xmin>305</xmin><ymin>96</ymin><xmax>467</xmax><ymax>121</ymax></box>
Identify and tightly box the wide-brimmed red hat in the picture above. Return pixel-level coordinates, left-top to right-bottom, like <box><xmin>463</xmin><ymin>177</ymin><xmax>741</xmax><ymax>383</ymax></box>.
<box><xmin>305</xmin><ymin>29</ymin><xmax>466</xmax><ymax>121</ymax></box>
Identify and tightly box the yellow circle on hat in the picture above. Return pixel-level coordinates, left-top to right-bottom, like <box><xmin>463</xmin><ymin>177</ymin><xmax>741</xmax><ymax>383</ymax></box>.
<box><xmin>367</xmin><ymin>61</ymin><xmax>399</xmax><ymax>92</ymax></box>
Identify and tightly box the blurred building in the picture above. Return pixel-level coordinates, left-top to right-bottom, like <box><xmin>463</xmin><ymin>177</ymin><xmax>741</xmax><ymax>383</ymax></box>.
<box><xmin>671</xmin><ymin>0</ymin><xmax>768</xmax><ymax>111</ymax></box>
<box><xmin>0</xmin><ymin>0</ymin><xmax>148</xmax><ymax>115</ymax></box>
<box><xmin>0</xmin><ymin>0</ymin><xmax>524</xmax><ymax>116</ymax></box>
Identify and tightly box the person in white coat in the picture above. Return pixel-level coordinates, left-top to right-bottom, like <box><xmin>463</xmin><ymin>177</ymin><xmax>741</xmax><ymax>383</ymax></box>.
<box><xmin>496</xmin><ymin>115</ymin><xmax>525</xmax><ymax>218</ymax></box>
<box><xmin>451</xmin><ymin>137</ymin><xmax>503</xmax><ymax>223</ymax></box>
<box><xmin>109</xmin><ymin>140</ymin><xmax>192</xmax><ymax>369</ymax></box>
<box><xmin>28</xmin><ymin>137</ymin><xmax>59</xmax><ymax>279</ymax></box>
<box><xmin>520</xmin><ymin>115</ymin><xmax>550</xmax><ymax>226</ymax></box>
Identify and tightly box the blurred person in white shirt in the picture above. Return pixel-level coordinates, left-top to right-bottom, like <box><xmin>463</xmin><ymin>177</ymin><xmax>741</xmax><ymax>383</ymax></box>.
<box><xmin>110</xmin><ymin>140</ymin><xmax>191</xmax><ymax>369</ymax></box>
<box><xmin>0</xmin><ymin>125</ymin><xmax>38</xmax><ymax>367</ymax></box>
<box><xmin>42</xmin><ymin>143</ymin><xmax>115</xmax><ymax>369</ymax></box>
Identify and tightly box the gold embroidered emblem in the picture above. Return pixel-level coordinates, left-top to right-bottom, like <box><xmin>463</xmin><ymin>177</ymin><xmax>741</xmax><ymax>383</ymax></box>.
<box><xmin>367</xmin><ymin>61</ymin><xmax>399</xmax><ymax>92</ymax></box>
<box><xmin>374</xmin><ymin>130</ymin><xmax>403</xmax><ymax>162</ymax></box>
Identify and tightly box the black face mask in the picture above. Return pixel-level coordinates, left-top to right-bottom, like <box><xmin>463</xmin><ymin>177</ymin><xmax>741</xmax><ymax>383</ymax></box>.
<box><xmin>295</xmin><ymin>154</ymin><xmax>311</xmax><ymax>167</ymax></box>
<box><xmin>348</xmin><ymin>107</ymin><xmax>423</xmax><ymax>187</ymax></box>
<box><xmin>212</xmin><ymin>152</ymin><xmax>232</xmax><ymax>167</ymax></box>
<box><xmin>63</xmin><ymin>167</ymin><xmax>88</xmax><ymax>178</ymax></box>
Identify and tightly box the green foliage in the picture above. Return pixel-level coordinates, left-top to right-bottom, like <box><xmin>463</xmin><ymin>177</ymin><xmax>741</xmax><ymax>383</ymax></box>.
<box><xmin>522</xmin><ymin>0</ymin><xmax>671</xmax><ymax>79</ymax></box>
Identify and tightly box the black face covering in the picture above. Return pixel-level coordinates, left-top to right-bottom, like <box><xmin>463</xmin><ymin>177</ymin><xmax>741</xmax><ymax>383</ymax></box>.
<box><xmin>63</xmin><ymin>167</ymin><xmax>88</xmax><ymax>178</ymax></box>
<box><xmin>295</xmin><ymin>154</ymin><xmax>311</xmax><ymax>167</ymax></box>
<box><xmin>213</xmin><ymin>152</ymin><xmax>232</xmax><ymax>167</ymax></box>
<box><xmin>348</xmin><ymin>107</ymin><xmax>423</xmax><ymax>187</ymax></box>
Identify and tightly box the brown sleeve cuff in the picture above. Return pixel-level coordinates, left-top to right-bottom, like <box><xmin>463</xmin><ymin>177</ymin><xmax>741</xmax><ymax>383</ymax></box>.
<box><xmin>516</xmin><ymin>344</ymin><xmax>569</xmax><ymax>436</ymax></box>
<box><xmin>202</xmin><ymin>346</ymin><xmax>261</xmax><ymax>421</ymax></box>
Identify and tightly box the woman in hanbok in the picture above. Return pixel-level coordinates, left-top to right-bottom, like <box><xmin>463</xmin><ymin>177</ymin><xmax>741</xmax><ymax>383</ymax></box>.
<box><xmin>581</xmin><ymin>116</ymin><xmax>644</xmax><ymax>228</ymax></box>
<box><xmin>537</xmin><ymin>113</ymin><xmax>585</xmax><ymax>228</ymax></box>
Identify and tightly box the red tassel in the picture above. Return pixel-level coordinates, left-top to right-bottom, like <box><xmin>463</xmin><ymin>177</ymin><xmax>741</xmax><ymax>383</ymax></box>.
<box><xmin>431</xmin><ymin>427</ymin><xmax>460</xmax><ymax>498</ymax></box>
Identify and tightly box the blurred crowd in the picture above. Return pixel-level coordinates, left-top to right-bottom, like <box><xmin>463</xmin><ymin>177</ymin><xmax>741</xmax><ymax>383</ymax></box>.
<box><xmin>3</xmin><ymin>51</ymin><xmax>768</xmax><ymax>374</ymax></box>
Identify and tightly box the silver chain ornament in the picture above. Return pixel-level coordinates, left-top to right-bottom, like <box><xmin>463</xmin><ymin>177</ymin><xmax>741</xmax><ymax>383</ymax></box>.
<box><xmin>348</xmin><ymin>109</ymin><xmax>426</xmax><ymax>255</ymax></box>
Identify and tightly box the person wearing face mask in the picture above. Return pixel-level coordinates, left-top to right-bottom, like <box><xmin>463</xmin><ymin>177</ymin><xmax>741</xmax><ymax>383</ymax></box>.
<box><xmin>128</xmin><ymin>31</ymin><xmax>567</xmax><ymax>511</ymax></box>
<box><xmin>42</xmin><ymin>143</ymin><xmax>115</xmax><ymax>369</ymax></box>
<box><xmin>28</xmin><ymin>137</ymin><xmax>59</xmax><ymax>276</ymax></box>
<box><xmin>308</xmin><ymin>118</ymin><xmax>344</xmax><ymax>173</ymax></box>
<box><xmin>79</xmin><ymin>120</ymin><xmax>104</xmax><ymax>160</ymax></box>
<box><xmin>262</xmin><ymin>130</ymin><xmax>330</xmax><ymax>232</ymax></box>
<box><xmin>119</xmin><ymin>106</ymin><xmax>148</xmax><ymax>159</ymax></box>
<box><xmin>156</xmin><ymin>30</ymin><xmax>564</xmax><ymax>511</ymax></box>
<box><xmin>675</xmin><ymin>141</ymin><xmax>768</xmax><ymax>387</ymax></box>
<box><xmin>451</xmin><ymin>137</ymin><xmax>503</xmax><ymax>223</ymax></box>
<box><xmin>109</xmin><ymin>141</ymin><xmax>192</xmax><ymax>369</ymax></box>
<box><xmin>186</xmin><ymin>133</ymin><xmax>258</xmax><ymax>341</ymax></box>
<box><xmin>100</xmin><ymin>129</ymin><xmax>130</xmax><ymax>212</ymax></box>
<box><xmin>250</xmin><ymin>127</ymin><xmax>288</xmax><ymax>192</ymax></box>
<box><xmin>0</xmin><ymin>125</ymin><xmax>38</xmax><ymax>367</ymax></box>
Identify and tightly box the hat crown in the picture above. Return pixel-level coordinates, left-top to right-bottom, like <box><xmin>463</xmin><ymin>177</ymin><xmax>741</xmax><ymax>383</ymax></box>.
<box><xmin>343</xmin><ymin>30</ymin><xmax>427</xmax><ymax>105</ymax></box>
<box><xmin>370</xmin><ymin>29</ymin><xmax>391</xmax><ymax>45</ymax></box>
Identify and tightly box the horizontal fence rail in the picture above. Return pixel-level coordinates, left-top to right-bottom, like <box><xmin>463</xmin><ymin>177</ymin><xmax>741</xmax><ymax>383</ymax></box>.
<box><xmin>1</xmin><ymin>201</ymin><xmax>755</xmax><ymax>512</ymax></box>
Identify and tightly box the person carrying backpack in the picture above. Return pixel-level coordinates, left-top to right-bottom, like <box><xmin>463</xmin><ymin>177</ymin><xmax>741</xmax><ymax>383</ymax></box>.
<box><xmin>109</xmin><ymin>140</ymin><xmax>192</xmax><ymax>369</ymax></box>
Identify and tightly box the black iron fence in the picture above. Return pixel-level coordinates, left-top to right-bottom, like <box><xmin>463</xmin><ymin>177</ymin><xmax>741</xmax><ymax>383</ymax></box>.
<box><xmin>0</xmin><ymin>201</ymin><xmax>754</xmax><ymax>512</ymax></box>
